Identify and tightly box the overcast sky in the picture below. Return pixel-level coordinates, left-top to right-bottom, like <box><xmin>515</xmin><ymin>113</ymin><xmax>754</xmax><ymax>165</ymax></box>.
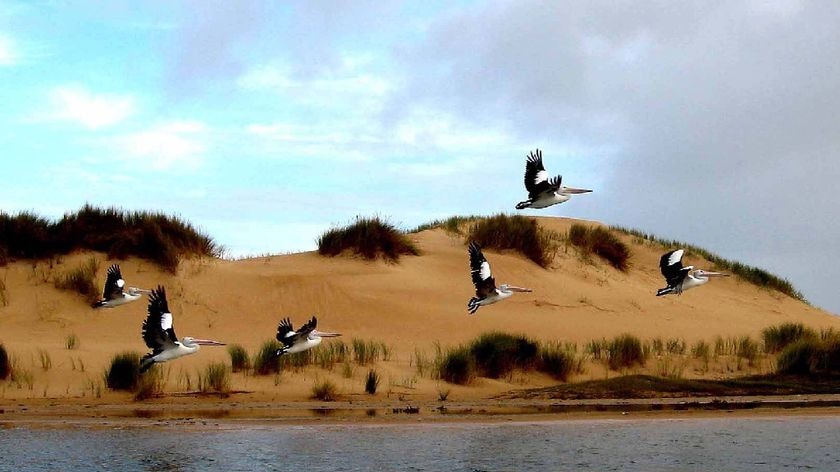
<box><xmin>1</xmin><ymin>1</ymin><xmax>838</xmax><ymax>314</ymax></box>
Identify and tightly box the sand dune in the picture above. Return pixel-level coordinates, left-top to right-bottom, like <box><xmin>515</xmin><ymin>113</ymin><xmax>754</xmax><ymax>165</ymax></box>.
<box><xmin>0</xmin><ymin>217</ymin><xmax>836</xmax><ymax>405</ymax></box>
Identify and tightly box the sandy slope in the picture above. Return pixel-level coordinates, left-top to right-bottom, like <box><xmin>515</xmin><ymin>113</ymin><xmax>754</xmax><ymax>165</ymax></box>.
<box><xmin>0</xmin><ymin>216</ymin><xmax>837</xmax><ymax>407</ymax></box>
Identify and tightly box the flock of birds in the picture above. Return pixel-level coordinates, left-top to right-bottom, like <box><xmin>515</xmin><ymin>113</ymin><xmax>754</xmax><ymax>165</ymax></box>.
<box><xmin>92</xmin><ymin>149</ymin><xmax>727</xmax><ymax>372</ymax></box>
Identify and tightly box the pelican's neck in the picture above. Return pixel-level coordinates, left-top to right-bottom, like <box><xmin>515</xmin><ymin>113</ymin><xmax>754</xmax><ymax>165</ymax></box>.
<box><xmin>684</xmin><ymin>274</ymin><xmax>709</xmax><ymax>290</ymax></box>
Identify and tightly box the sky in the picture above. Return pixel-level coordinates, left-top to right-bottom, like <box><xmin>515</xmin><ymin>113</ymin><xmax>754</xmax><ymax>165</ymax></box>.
<box><xmin>1</xmin><ymin>1</ymin><xmax>838</xmax><ymax>314</ymax></box>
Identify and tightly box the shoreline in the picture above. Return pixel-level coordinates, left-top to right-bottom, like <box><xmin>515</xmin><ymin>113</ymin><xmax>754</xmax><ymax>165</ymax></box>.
<box><xmin>5</xmin><ymin>394</ymin><xmax>840</xmax><ymax>428</ymax></box>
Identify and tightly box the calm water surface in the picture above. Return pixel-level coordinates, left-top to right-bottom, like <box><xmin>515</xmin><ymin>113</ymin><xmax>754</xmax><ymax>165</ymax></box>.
<box><xmin>2</xmin><ymin>416</ymin><xmax>839</xmax><ymax>471</ymax></box>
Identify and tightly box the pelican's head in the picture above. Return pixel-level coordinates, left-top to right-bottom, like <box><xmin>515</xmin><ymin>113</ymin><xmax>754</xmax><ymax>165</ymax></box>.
<box><xmin>499</xmin><ymin>284</ymin><xmax>533</xmax><ymax>294</ymax></box>
<box><xmin>181</xmin><ymin>337</ymin><xmax>226</xmax><ymax>348</ymax></box>
<box><xmin>311</xmin><ymin>329</ymin><xmax>341</xmax><ymax>339</ymax></box>
<box><xmin>693</xmin><ymin>270</ymin><xmax>728</xmax><ymax>279</ymax></box>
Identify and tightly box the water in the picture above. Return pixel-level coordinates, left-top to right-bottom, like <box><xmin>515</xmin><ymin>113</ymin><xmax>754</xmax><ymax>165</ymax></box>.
<box><xmin>2</xmin><ymin>416</ymin><xmax>840</xmax><ymax>471</ymax></box>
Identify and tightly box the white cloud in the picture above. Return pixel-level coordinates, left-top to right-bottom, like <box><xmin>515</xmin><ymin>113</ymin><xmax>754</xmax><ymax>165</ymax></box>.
<box><xmin>110</xmin><ymin>121</ymin><xmax>207</xmax><ymax>171</ymax></box>
<box><xmin>43</xmin><ymin>86</ymin><xmax>135</xmax><ymax>129</ymax></box>
<box><xmin>0</xmin><ymin>33</ymin><xmax>17</xmax><ymax>66</ymax></box>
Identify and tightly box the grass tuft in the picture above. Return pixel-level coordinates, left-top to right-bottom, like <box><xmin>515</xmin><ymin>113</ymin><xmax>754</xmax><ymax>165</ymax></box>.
<box><xmin>253</xmin><ymin>340</ymin><xmax>282</xmax><ymax>375</ymax></box>
<box><xmin>0</xmin><ymin>205</ymin><xmax>221</xmax><ymax>273</ymax></box>
<box><xmin>54</xmin><ymin>257</ymin><xmax>100</xmax><ymax>303</ymax></box>
<box><xmin>106</xmin><ymin>352</ymin><xmax>141</xmax><ymax>391</ymax></box>
<box><xmin>762</xmin><ymin>322</ymin><xmax>817</xmax><ymax>353</ymax></box>
<box><xmin>199</xmin><ymin>362</ymin><xmax>231</xmax><ymax>394</ymax></box>
<box><xmin>226</xmin><ymin>344</ymin><xmax>250</xmax><ymax>373</ymax></box>
<box><xmin>411</xmin><ymin>215</ymin><xmax>481</xmax><ymax>235</ymax></box>
<box><xmin>568</xmin><ymin>224</ymin><xmax>630</xmax><ymax>271</ymax></box>
<box><xmin>317</xmin><ymin>216</ymin><xmax>419</xmax><ymax>262</ymax></box>
<box><xmin>65</xmin><ymin>334</ymin><xmax>79</xmax><ymax>350</ymax></box>
<box><xmin>438</xmin><ymin>346</ymin><xmax>476</xmax><ymax>385</ymax></box>
<box><xmin>311</xmin><ymin>379</ymin><xmax>339</xmax><ymax>401</ymax></box>
<box><xmin>134</xmin><ymin>365</ymin><xmax>165</xmax><ymax>400</ymax></box>
<box><xmin>607</xmin><ymin>334</ymin><xmax>646</xmax><ymax>370</ymax></box>
<box><xmin>467</xmin><ymin>214</ymin><xmax>558</xmax><ymax>267</ymax></box>
<box><xmin>365</xmin><ymin>369</ymin><xmax>380</xmax><ymax>394</ymax></box>
<box><xmin>0</xmin><ymin>343</ymin><xmax>9</xmax><ymax>380</ymax></box>
<box><xmin>469</xmin><ymin>332</ymin><xmax>539</xmax><ymax>379</ymax></box>
<box><xmin>538</xmin><ymin>343</ymin><xmax>579</xmax><ymax>381</ymax></box>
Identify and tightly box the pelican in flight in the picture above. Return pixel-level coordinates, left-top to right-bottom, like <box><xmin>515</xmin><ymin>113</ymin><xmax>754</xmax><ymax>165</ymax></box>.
<box><xmin>92</xmin><ymin>264</ymin><xmax>149</xmax><ymax>308</ymax></box>
<box><xmin>515</xmin><ymin>149</ymin><xmax>592</xmax><ymax>210</ymax></box>
<box><xmin>275</xmin><ymin>316</ymin><xmax>341</xmax><ymax>356</ymax></box>
<box><xmin>467</xmin><ymin>242</ymin><xmax>532</xmax><ymax>314</ymax></box>
<box><xmin>139</xmin><ymin>286</ymin><xmax>225</xmax><ymax>373</ymax></box>
<box><xmin>656</xmin><ymin>249</ymin><xmax>728</xmax><ymax>296</ymax></box>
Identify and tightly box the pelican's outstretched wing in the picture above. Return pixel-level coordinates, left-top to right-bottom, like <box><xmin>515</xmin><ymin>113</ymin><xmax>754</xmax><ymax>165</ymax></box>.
<box><xmin>469</xmin><ymin>242</ymin><xmax>497</xmax><ymax>298</ymax></box>
<box><xmin>660</xmin><ymin>249</ymin><xmax>690</xmax><ymax>287</ymax></box>
<box><xmin>142</xmin><ymin>286</ymin><xmax>178</xmax><ymax>355</ymax></box>
<box><xmin>102</xmin><ymin>264</ymin><xmax>125</xmax><ymax>300</ymax></box>
<box><xmin>524</xmin><ymin>149</ymin><xmax>562</xmax><ymax>198</ymax></box>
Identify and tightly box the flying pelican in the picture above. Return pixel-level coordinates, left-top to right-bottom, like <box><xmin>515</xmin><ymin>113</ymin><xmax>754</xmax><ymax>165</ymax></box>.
<box><xmin>467</xmin><ymin>242</ymin><xmax>532</xmax><ymax>314</ymax></box>
<box><xmin>139</xmin><ymin>286</ymin><xmax>225</xmax><ymax>373</ymax></box>
<box><xmin>656</xmin><ymin>249</ymin><xmax>729</xmax><ymax>296</ymax></box>
<box><xmin>275</xmin><ymin>316</ymin><xmax>341</xmax><ymax>356</ymax></box>
<box><xmin>515</xmin><ymin>149</ymin><xmax>592</xmax><ymax>210</ymax></box>
<box><xmin>92</xmin><ymin>264</ymin><xmax>149</xmax><ymax>308</ymax></box>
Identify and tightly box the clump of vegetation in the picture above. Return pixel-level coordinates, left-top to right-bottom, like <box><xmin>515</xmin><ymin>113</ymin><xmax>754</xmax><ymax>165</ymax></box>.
<box><xmin>65</xmin><ymin>334</ymin><xmax>79</xmax><ymax>350</ymax></box>
<box><xmin>776</xmin><ymin>334</ymin><xmax>840</xmax><ymax>376</ymax></box>
<box><xmin>0</xmin><ymin>205</ymin><xmax>221</xmax><ymax>273</ymax></box>
<box><xmin>317</xmin><ymin>216</ymin><xmax>419</xmax><ymax>261</ymax></box>
<box><xmin>438</xmin><ymin>346</ymin><xmax>476</xmax><ymax>385</ymax></box>
<box><xmin>467</xmin><ymin>214</ymin><xmax>558</xmax><ymax>267</ymax></box>
<box><xmin>611</xmin><ymin>226</ymin><xmax>805</xmax><ymax>301</ymax></box>
<box><xmin>567</xmin><ymin>224</ymin><xmax>630</xmax><ymax>271</ymax></box>
<box><xmin>253</xmin><ymin>340</ymin><xmax>283</xmax><ymax>375</ymax></box>
<box><xmin>411</xmin><ymin>215</ymin><xmax>481</xmax><ymax>235</ymax></box>
<box><xmin>134</xmin><ymin>365</ymin><xmax>165</xmax><ymax>400</ymax></box>
<box><xmin>37</xmin><ymin>349</ymin><xmax>52</xmax><ymax>370</ymax></box>
<box><xmin>762</xmin><ymin>322</ymin><xmax>817</xmax><ymax>353</ymax></box>
<box><xmin>0</xmin><ymin>277</ymin><xmax>8</xmax><ymax>306</ymax></box>
<box><xmin>691</xmin><ymin>340</ymin><xmax>711</xmax><ymax>362</ymax></box>
<box><xmin>311</xmin><ymin>379</ymin><xmax>339</xmax><ymax>401</ymax></box>
<box><xmin>0</xmin><ymin>343</ymin><xmax>10</xmax><ymax>380</ymax></box>
<box><xmin>736</xmin><ymin>336</ymin><xmax>761</xmax><ymax>367</ymax></box>
<box><xmin>585</xmin><ymin>338</ymin><xmax>608</xmax><ymax>360</ymax></box>
<box><xmin>199</xmin><ymin>362</ymin><xmax>231</xmax><ymax>394</ymax></box>
<box><xmin>315</xmin><ymin>341</ymin><xmax>349</xmax><ymax>369</ymax></box>
<box><xmin>106</xmin><ymin>352</ymin><xmax>141</xmax><ymax>391</ymax></box>
<box><xmin>365</xmin><ymin>369</ymin><xmax>380</xmax><ymax>394</ymax></box>
<box><xmin>351</xmin><ymin>339</ymin><xmax>390</xmax><ymax>365</ymax></box>
<box><xmin>227</xmin><ymin>344</ymin><xmax>250</xmax><ymax>372</ymax></box>
<box><xmin>538</xmin><ymin>343</ymin><xmax>580</xmax><ymax>381</ymax></box>
<box><xmin>469</xmin><ymin>332</ymin><xmax>538</xmax><ymax>379</ymax></box>
<box><xmin>607</xmin><ymin>334</ymin><xmax>646</xmax><ymax>370</ymax></box>
<box><xmin>54</xmin><ymin>257</ymin><xmax>100</xmax><ymax>303</ymax></box>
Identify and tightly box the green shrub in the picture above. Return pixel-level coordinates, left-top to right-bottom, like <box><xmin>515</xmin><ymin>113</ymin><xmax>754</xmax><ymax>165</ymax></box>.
<box><xmin>106</xmin><ymin>352</ymin><xmax>141</xmax><ymax>391</ymax></box>
<box><xmin>568</xmin><ymin>224</ymin><xmax>630</xmax><ymax>271</ymax></box>
<box><xmin>469</xmin><ymin>332</ymin><xmax>538</xmax><ymax>379</ymax></box>
<box><xmin>777</xmin><ymin>339</ymin><xmax>820</xmax><ymax>375</ymax></box>
<box><xmin>317</xmin><ymin>216</ymin><xmax>419</xmax><ymax>261</ymax></box>
<box><xmin>467</xmin><ymin>214</ymin><xmax>557</xmax><ymax>267</ymax></box>
<box><xmin>54</xmin><ymin>257</ymin><xmax>100</xmax><ymax>303</ymax></box>
<box><xmin>607</xmin><ymin>334</ymin><xmax>645</xmax><ymax>370</ymax></box>
<box><xmin>311</xmin><ymin>379</ymin><xmax>339</xmax><ymax>401</ymax></box>
<box><xmin>253</xmin><ymin>340</ymin><xmax>283</xmax><ymax>375</ymax></box>
<box><xmin>0</xmin><ymin>343</ymin><xmax>9</xmax><ymax>380</ymax></box>
<box><xmin>227</xmin><ymin>344</ymin><xmax>250</xmax><ymax>373</ymax></box>
<box><xmin>365</xmin><ymin>369</ymin><xmax>380</xmax><ymax>394</ymax></box>
<box><xmin>762</xmin><ymin>322</ymin><xmax>817</xmax><ymax>353</ymax></box>
<box><xmin>439</xmin><ymin>346</ymin><xmax>476</xmax><ymax>385</ymax></box>
<box><xmin>199</xmin><ymin>362</ymin><xmax>231</xmax><ymax>394</ymax></box>
<box><xmin>538</xmin><ymin>343</ymin><xmax>577</xmax><ymax>381</ymax></box>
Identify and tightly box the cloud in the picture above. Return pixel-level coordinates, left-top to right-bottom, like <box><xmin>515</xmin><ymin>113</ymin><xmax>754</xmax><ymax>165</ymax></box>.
<box><xmin>108</xmin><ymin>121</ymin><xmax>208</xmax><ymax>171</ymax></box>
<box><xmin>40</xmin><ymin>86</ymin><xmax>135</xmax><ymax>129</ymax></box>
<box><xmin>0</xmin><ymin>33</ymin><xmax>16</xmax><ymax>66</ymax></box>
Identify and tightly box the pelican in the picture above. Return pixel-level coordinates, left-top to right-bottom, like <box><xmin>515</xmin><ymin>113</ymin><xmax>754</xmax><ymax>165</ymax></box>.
<box><xmin>515</xmin><ymin>149</ymin><xmax>592</xmax><ymax>210</ymax></box>
<box><xmin>139</xmin><ymin>286</ymin><xmax>225</xmax><ymax>373</ymax></box>
<box><xmin>92</xmin><ymin>264</ymin><xmax>149</xmax><ymax>308</ymax></box>
<box><xmin>275</xmin><ymin>316</ymin><xmax>341</xmax><ymax>356</ymax></box>
<box><xmin>656</xmin><ymin>249</ymin><xmax>729</xmax><ymax>296</ymax></box>
<box><xmin>467</xmin><ymin>242</ymin><xmax>532</xmax><ymax>314</ymax></box>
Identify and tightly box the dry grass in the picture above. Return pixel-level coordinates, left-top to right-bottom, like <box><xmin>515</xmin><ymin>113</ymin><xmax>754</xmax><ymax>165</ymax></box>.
<box><xmin>467</xmin><ymin>214</ymin><xmax>559</xmax><ymax>268</ymax></box>
<box><xmin>568</xmin><ymin>224</ymin><xmax>630</xmax><ymax>271</ymax></box>
<box><xmin>317</xmin><ymin>216</ymin><xmax>419</xmax><ymax>262</ymax></box>
<box><xmin>311</xmin><ymin>379</ymin><xmax>339</xmax><ymax>401</ymax></box>
<box><xmin>54</xmin><ymin>257</ymin><xmax>100</xmax><ymax>304</ymax></box>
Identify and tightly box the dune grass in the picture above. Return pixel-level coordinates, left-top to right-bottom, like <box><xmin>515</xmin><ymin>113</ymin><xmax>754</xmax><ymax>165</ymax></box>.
<box><xmin>411</xmin><ymin>215</ymin><xmax>482</xmax><ymax>235</ymax></box>
<box><xmin>54</xmin><ymin>257</ymin><xmax>100</xmax><ymax>303</ymax></box>
<box><xmin>65</xmin><ymin>334</ymin><xmax>79</xmax><ymax>350</ymax></box>
<box><xmin>365</xmin><ymin>369</ymin><xmax>380</xmax><ymax>394</ymax></box>
<box><xmin>226</xmin><ymin>344</ymin><xmax>250</xmax><ymax>373</ymax></box>
<box><xmin>467</xmin><ymin>214</ymin><xmax>559</xmax><ymax>268</ymax></box>
<box><xmin>469</xmin><ymin>332</ymin><xmax>539</xmax><ymax>379</ymax></box>
<box><xmin>317</xmin><ymin>216</ymin><xmax>419</xmax><ymax>261</ymax></box>
<box><xmin>776</xmin><ymin>333</ymin><xmax>840</xmax><ymax>376</ymax></box>
<box><xmin>612</xmin><ymin>226</ymin><xmax>805</xmax><ymax>301</ymax></box>
<box><xmin>199</xmin><ymin>362</ymin><xmax>231</xmax><ymax>394</ymax></box>
<box><xmin>106</xmin><ymin>352</ymin><xmax>141</xmax><ymax>391</ymax></box>
<box><xmin>568</xmin><ymin>224</ymin><xmax>631</xmax><ymax>271</ymax></box>
<box><xmin>311</xmin><ymin>379</ymin><xmax>339</xmax><ymax>401</ymax></box>
<box><xmin>538</xmin><ymin>343</ymin><xmax>581</xmax><ymax>381</ymax></box>
<box><xmin>134</xmin><ymin>365</ymin><xmax>165</xmax><ymax>400</ymax></box>
<box><xmin>438</xmin><ymin>346</ymin><xmax>476</xmax><ymax>385</ymax></box>
<box><xmin>0</xmin><ymin>343</ymin><xmax>9</xmax><ymax>380</ymax></box>
<box><xmin>0</xmin><ymin>205</ymin><xmax>221</xmax><ymax>273</ymax></box>
<box><xmin>762</xmin><ymin>322</ymin><xmax>817</xmax><ymax>353</ymax></box>
<box><xmin>253</xmin><ymin>340</ymin><xmax>282</xmax><ymax>375</ymax></box>
<box><xmin>607</xmin><ymin>334</ymin><xmax>646</xmax><ymax>370</ymax></box>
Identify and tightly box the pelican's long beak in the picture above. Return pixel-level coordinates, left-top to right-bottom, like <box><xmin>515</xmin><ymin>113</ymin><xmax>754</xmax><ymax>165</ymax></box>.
<box><xmin>193</xmin><ymin>339</ymin><xmax>226</xmax><ymax>346</ymax></box>
<box><xmin>507</xmin><ymin>286</ymin><xmax>533</xmax><ymax>293</ymax></box>
<box><xmin>705</xmin><ymin>272</ymin><xmax>729</xmax><ymax>278</ymax></box>
<box><xmin>561</xmin><ymin>187</ymin><xmax>593</xmax><ymax>194</ymax></box>
<box><xmin>132</xmin><ymin>288</ymin><xmax>153</xmax><ymax>294</ymax></box>
<box><xmin>313</xmin><ymin>330</ymin><xmax>341</xmax><ymax>338</ymax></box>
